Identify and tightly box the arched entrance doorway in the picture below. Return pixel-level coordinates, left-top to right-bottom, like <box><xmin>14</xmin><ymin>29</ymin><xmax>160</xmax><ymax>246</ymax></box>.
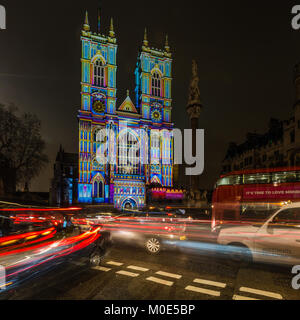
<box><xmin>121</xmin><ymin>198</ymin><xmax>137</xmax><ymax>210</ymax></box>
<box><xmin>92</xmin><ymin>174</ymin><xmax>105</xmax><ymax>200</ymax></box>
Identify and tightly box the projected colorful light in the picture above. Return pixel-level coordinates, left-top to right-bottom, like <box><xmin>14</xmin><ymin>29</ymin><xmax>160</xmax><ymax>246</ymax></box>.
<box><xmin>151</xmin><ymin>188</ymin><xmax>184</xmax><ymax>200</ymax></box>
<box><xmin>78</xmin><ymin>11</ymin><xmax>174</xmax><ymax>209</ymax></box>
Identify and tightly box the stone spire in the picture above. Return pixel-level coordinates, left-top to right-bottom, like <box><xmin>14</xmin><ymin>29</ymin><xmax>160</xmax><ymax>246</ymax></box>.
<box><xmin>109</xmin><ymin>17</ymin><xmax>115</xmax><ymax>38</ymax></box>
<box><xmin>143</xmin><ymin>28</ymin><xmax>149</xmax><ymax>47</ymax></box>
<box><xmin>187</xmin><ymin>60</ymin><xmax>202</xmax><ymax>120</ymax></box>
<box><xmin>83</xmin><ymin>11</ymin><xmax>90</xmax><ymax>32</ymax></box>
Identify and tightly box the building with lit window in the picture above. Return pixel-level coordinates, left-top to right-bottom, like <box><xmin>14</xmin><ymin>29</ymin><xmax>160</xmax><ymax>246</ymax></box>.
<box><xmin>221</xmin><ymin>63</ymin><xmax>300</xmax><ymax>174</ymax></box>
<box><xmin>78</xmin><ymin>11</ymin><xmax>174</xmax><ymax>209</ymax></box>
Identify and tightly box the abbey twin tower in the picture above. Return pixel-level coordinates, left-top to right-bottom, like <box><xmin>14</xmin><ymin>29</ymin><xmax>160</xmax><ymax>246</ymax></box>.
<box><xmin>77</xmin><ymin>10</ymin><xmax>175</xmax><ymax>209</ymax></box>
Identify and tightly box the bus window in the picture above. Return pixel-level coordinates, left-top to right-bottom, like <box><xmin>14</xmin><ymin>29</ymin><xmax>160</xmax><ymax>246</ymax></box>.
<box><xmin>216</xmin><ymin>175</ymin><xmax>241</xmax><ymax>187</ymax></box>
<box><xmin>243</xmin><ymin>173</ymin><xmax>271</xmax><ymax>184</ymax></box>
<box><xmin>272</xmin><ymin>171</ymin><xmax>300</xmax><ymax>183</ymax></box>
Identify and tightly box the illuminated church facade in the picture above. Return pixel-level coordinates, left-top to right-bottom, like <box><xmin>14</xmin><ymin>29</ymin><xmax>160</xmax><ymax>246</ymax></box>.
<box><xmin>78</xmin><ymin>11</ymin><xmax>174</xmax><ymax>209</ymax></box>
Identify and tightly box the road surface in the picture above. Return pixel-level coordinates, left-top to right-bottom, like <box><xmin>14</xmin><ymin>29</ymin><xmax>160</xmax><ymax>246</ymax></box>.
<box><xmin>4</xmin><ymin>241</ymin><xmax>299</xmax><ymax>300</ymax></box>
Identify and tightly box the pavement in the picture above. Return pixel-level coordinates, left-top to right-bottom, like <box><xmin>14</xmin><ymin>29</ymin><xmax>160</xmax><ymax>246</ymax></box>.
<box><xmin>4</xmin><ymin>241</ymin><xmax>300</xmax><ymax>300</ymax></box>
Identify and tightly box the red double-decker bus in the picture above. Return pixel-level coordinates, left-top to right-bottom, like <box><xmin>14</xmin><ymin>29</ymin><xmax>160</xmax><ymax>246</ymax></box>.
<box><xmin>212</xmin><ymin>167</ymin><xmax>300</xmax><ymax>229</ymax></box>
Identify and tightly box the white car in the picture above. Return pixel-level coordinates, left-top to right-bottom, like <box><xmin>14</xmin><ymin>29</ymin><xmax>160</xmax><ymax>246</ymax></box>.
<box><xmin>217</xmin><ymin>202</ymin><xmax>300</xmax><ymax>266</ymax></box>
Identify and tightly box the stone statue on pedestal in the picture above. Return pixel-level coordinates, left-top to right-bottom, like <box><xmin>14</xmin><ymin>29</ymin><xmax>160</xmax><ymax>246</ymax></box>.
<box><xmin>188</xmin><ymin>60</ymin><xmax>201</xmax><ymax>107</ymax></box>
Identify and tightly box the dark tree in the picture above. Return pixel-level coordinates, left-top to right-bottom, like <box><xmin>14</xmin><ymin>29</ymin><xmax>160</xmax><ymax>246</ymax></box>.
<box><xmin>0</xmin><ymin>104</ymin><xmax>48</xmax><ymax>193</ymax></box>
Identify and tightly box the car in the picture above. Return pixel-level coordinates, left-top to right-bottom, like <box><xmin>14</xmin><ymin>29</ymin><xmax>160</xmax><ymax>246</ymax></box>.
<box><xmin>93</xmin><ymin>206</ymin><xmax>187</xmax><ymax>254</ymax></box>
<box><xmin>162</xmin><ymin>207</ymin><xmax>215</xmax><ymax>243</ymax></box>
<box><xmin>0</xmin><ymin>208</ymin><xmax>111</xmax><ymax>295</ymax></box>
<box><xmin>217</xmin><ymin>202</ymin><xmax>300</xmax><ymax>266</ymax></box>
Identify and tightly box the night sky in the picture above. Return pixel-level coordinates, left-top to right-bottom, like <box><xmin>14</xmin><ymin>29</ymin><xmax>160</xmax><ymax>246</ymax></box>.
<box><xmin>1</xmin><ymin>0</ymin><xmax>300</xmax><ymax>192</ymax></box>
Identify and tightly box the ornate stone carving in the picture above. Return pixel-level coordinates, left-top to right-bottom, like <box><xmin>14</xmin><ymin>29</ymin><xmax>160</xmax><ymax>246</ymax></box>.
<box><xmin>187</xmin><ymin>60</ymin><xmax>202</xmax><ymax>119</ymax></box>
<box><xmin>188</xmin><ymin>60</ymin><xmax>201</xmax><ymax>105</ymax></box>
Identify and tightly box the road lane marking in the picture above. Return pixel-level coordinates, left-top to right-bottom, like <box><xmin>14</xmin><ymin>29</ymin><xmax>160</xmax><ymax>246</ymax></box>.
<box><xmin>155</xmin><ymin>271</ymin><xmax>182</xmax><ymax>279</ymax></box>
<box><xmin>233</xmin><ymin>294</ymin><xmax>259</xmax><ymax>300</ymax></box>
<box><xmin>106</xmin><ymin>261</ymin><xmax>124</xmax><ymax>266</ymax></box>
<box><xmin>146</xmin><ymin>276</ymin><xmax>174</xmax><ymax>286</ymax></box>
<box><xmin>92</xmin><ymin>266</ymin><xmax>111</xmax><ymax>272</ymax></box>
<box><xmin>116</xmin><ymin>270</ymin><xmax>139</xmax><ymax>277</ymax></box>
<box><xmin>127</xmin><ymin>265</ymin><xmax>149</xmax><ymax>272</ymax></box>
<box><xmin>239</xmin><ymin>287</ymin><xmax>283</xmax><ymax>300</ymax></box>
<box><xmin>193</xmin><ymin>278</ymin><xmax>226</xmax><ymax>288</ymax></box>
<box><xmin>185</xmin><ymin>285</ymin><xmax>220</xmax><ymax>297</ymax></box>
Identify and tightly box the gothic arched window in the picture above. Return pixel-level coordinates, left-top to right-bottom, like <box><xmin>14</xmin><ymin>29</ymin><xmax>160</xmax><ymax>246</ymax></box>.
<box><xmin>151</xmin><ymin>131</ymin><xmax>160</xmax><ymax>164</ymax></box>
<box><xmin>98</xmin><ymin>181</ymin><xmax>103</xmax><ymax>197</ymax></box>
<box><xmin>93</xmin><ymin>178</ymin><xmax>103</xmax><ymax>198</ymax></box>
<box><xmin>93</xmin><ymin>127</ymin><xmax>107</xmax><ymax>165</ymax></box>
<box><xmin>93</xmin><ymin>181</ymin><xmax>98</xmax><ymax>197</ymax></box>
<box><xmin>117</xmin><ymin>130</ymin><xmax>140</xmax><ymax>175</ymax></box>
<box><xmin>151</xmin><ymin>72</ymin><xmax>161</xmax><ymax>97</ymax></box>
<box><xmin>94</xmin><ymin>59</ymin><xmax>105</xmax><ymax>87</ymax></box>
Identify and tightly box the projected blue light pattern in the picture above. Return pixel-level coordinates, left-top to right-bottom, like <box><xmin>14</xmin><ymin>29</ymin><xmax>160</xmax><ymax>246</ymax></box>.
<box><xmin>78</xmin><ymin>10</ymin><xmax>174</xmax><ymax>208</ymax></box>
